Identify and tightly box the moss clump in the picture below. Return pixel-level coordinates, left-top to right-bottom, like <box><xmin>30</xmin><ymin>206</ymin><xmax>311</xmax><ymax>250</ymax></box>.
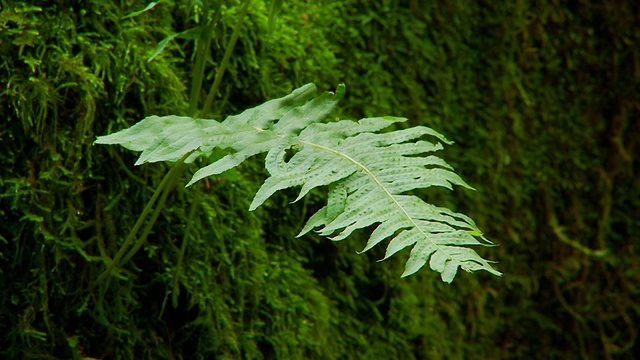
<box><xmin>1</xmin><ymin>1</ymin><xmax>638</xmax><ymax>359</ymax></box>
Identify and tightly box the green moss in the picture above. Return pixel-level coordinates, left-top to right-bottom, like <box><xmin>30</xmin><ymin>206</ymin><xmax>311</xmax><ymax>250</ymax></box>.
<box><xmin>1</xmin><ymin>0</ymin><xmax>638</xmax><ymax>359</ymax></box>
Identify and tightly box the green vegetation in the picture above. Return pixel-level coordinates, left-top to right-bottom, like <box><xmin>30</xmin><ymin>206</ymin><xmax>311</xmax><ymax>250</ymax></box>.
<box><xmin>95</xmin><ymin>83</ymin><xmax>501</xmax><ymax>283</ymax></box>
<box><xmin>1</xmin><ymin>1</ymin><xmax>638</xmax><ymax>359</ymax></box>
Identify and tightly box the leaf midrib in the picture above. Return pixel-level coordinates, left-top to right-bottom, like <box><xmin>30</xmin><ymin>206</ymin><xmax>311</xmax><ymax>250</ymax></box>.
<box><xmin>299</xmin><ymin>138</ymin><xmax>450</xmax><ymax>261</ymax></box>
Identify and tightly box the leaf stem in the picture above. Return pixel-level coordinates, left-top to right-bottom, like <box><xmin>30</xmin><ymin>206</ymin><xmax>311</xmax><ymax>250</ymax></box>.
<box><xmin>96</xmin><ymin>153</ymin><xmax>189</xmax><ymax>284</ymax></box>
<box><xmin>119</xmin><ymin>161</ymin><xmax>185</xmax><ymax>266</ymax></box>
<box><xmin>201</xmin><ymin>0</ymin><xmax>251</xmax><ymax>116</ymax></box>
<box><xmin>171</xmin><ymin>188</ymin><xmax>199</xmax><ymax>308</ymax></box>
<box><xmin>188</xmin><ymin>1</ymin><xmax>222</xmax><ymax>116</ymax></box>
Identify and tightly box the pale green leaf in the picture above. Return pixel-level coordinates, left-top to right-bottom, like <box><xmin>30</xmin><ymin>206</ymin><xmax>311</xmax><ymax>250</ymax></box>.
<box><xmin>148</xmin><ymin>26</ymin><xmax>203</xmax><ymax>62</ymax></box>
<box><xmin>94</xmin><ymin>115</ymin><xmax>228</xmax><ymax>165</ymax></box>
<box><xmin>326</xmin><ymin>183</ymin><xmax>347</xmax><ymax>223</ymax></box>
<box><xmin>95</xmin><ymin>83</ymin><xmax>501</xmax><ymax>282</ymax></box>
<box><xmin>122</xmin><ymin>1</ymin><xmax>160</xmax><ymax>19</ymax></box>
<box><xmin>440</xmin><ymin>260</ymin><xmax>460</xmax><ymax>283</ymax></box>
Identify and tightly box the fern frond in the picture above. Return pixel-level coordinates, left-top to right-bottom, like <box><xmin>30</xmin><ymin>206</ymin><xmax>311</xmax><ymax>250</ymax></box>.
<box><xmin>266</xmin><ymin>118</ymin><xmax>501</xmax><ymax>282</ymax></box>
<box><xmin>95</xmin><ymin>83</ymin><xmax>501</xmax><ymax>282</ymax></box>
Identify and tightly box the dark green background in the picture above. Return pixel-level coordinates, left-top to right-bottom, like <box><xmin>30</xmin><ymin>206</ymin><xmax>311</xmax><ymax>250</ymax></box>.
<box><xmin>1</xmin><ymin>0</ymin><xmax>638</xmax><ymax>358</ymax></box>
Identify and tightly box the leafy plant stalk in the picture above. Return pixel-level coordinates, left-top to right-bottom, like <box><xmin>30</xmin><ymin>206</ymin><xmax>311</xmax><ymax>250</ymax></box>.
<box><xmin>119</xmin><ymin>160</ymin><xmax>185</xmax><ymax>266</ymax></box>
<box><xmin>188</xmin><ymin>0</ymin><xmax>221</xmax><ymax>116</ymax></box>
<box><xmin>177</xmin><ymin>1</ymin><xmax>223</xmax><ymax>301</ymax></box>
<box><xmin>201</xmin><ymin>0</ymin><xmax>251</xmax><ymax>117</ymax></box>
<box><xmin>96</xmin><ymin>153</ymin><xmax>188</xmax><ymax>284</ymax></box>
<box><xmin>172</xmin><ymin>188</ymin><xmax>199</xmax><ymax>308</ymax></box>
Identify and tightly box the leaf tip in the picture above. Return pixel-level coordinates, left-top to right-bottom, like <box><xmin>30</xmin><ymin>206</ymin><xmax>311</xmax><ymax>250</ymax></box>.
<box><xmin>335</xmin><ymin>83</ymin><xmax>346</xmax><ymax>99</ymax></box>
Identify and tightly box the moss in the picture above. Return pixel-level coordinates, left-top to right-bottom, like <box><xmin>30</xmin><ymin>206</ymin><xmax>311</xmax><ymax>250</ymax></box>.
<box><xmin>2</xmin><ymin>0</ymin><xmax>638</xmax><ymax>359</ymax></box>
